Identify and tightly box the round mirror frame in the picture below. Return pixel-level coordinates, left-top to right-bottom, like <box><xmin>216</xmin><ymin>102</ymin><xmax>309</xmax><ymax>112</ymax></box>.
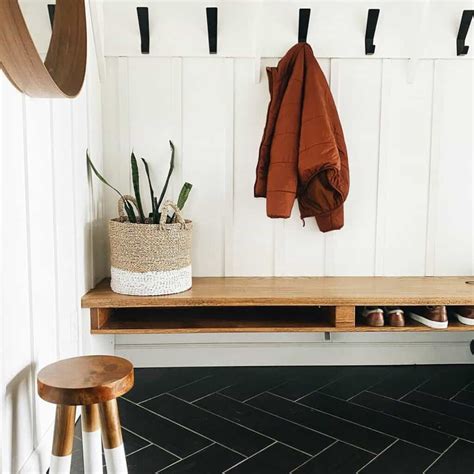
<box><xmin>0</xmin><ymin>0</ymin><xmax>87</xmax><ymax>98</ymax></box>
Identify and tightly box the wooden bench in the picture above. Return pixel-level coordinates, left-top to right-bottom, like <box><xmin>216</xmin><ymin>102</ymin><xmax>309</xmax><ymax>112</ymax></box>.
<box><xmin>82</xmin><ymin>277</ymin><xmax>473</xmax><ymax>334</ymax></box>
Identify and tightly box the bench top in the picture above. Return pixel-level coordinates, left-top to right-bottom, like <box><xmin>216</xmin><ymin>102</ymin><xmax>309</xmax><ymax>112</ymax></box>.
<box><xmin>82</xmin><ymin>276</ymin><xmax>474</xmax><ymax>308</ymax></box>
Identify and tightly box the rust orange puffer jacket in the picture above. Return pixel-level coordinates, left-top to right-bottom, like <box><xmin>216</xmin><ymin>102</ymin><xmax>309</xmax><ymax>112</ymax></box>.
<box><xmin>254</xmin><ymin>43</ymin><xmax>349</xmax><ymax>232</ymax></box>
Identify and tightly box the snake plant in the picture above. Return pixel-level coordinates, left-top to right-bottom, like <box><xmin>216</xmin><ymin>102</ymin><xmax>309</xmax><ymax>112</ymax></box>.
<box><xmin>87</xmin><ymin>141</ymin><xmax>192</xmax><ymax>224</ymax></box>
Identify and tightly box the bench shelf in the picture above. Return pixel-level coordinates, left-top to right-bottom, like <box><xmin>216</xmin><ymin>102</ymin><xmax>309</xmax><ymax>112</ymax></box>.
<box><xmin>82</xmin><ymin>277</ymin><xmax>473</xmax><ymax>334</ymax></box>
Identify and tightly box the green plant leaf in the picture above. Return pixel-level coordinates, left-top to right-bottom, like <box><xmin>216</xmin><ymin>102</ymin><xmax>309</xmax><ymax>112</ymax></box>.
<box><xmin>177</xmin><ymin>182</ymin><xmax>193</xmax><ymax>210</ymax></box>
<box><xmin>87</xmin><ymin>151</ymin><xmax>137</xmax><ymax>223</ymax></box>
<box><xmin>157</xmin><ymin>140</ymin><xmax>175</xmax><ymax>210</ymax></box>
<box><xmin>131</xmin><ymin>152</ymin><xmax>145</xmax><ymax>222</ymax></box>
<box><xmin>142</xmin><ymin>157</ymin><xmax>159</xmax><ymax>224</ymax></box>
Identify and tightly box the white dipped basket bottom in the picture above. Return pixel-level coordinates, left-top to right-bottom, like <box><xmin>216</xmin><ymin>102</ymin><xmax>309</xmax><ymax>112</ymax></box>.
<box><xmin>109</xmin><ymin>198</ymin><xmax>192</xmax><ymax>296</ymax></box>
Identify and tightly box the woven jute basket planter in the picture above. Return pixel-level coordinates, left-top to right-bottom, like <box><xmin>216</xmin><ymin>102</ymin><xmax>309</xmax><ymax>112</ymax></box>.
<box><xmin>109</xmin><ymin>197</ymin><xmax>193</xmax><ymax>296</ymax></box>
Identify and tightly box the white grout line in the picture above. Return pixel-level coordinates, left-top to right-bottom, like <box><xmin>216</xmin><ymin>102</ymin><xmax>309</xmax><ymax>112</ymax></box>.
<box><xmin>267</xmin><ymin>392</ymin><xmax>386</xmax><ymax>455</ymax></box>
<box><xmin>156</xmin><ymin>443</ymin><xmax>217</xmax><ymax>473</ymax></box>
<box><xmin>422</xmin><ymin>438</ymin><xmax>459</xmax><ymax>473</ymax></box>
<box><xmin>120</xmin><ymin>425</ymin><xmax>183</xmax><ymax>460</ymax></box>
<box><xmin>125</xmin><ymin>443</ymin><xmax>153</xmax><ymax>458</ymax></box>
<box><xmin>449</xmin><ymin>379</ymin><xmax>474</xmax><ymax>401</ymax></box>
<box><xmin>367</xmin><ymin>389</ymin><xmax>474</xmax><ymax>426</ymax></box>
<box><xmin>289</xmin><ymin>440</ymin><xmax>339</xmax><ymax>474</ymax></box>
<box><xmin>227</xmin><ymin>390</ymin><xmax>381</xmax><ymax>457</ymax></box>
<box><xmin>222</xmin><ymin>442</ymin><xmax>278</xmax><ymax>473</ymax></box>
<box><xmin>134</xmin><ymin>374</ymin><xmax>213</xmax><ymax>405</ymax></box>
<box><xmin>165</xmin><ymin>393</ymin><xmax>314</xmax><ymax>457</ymax></box>
<box><xmin>189</xmin><ymin>384</ymin><xmax>234</xmax><ymax>404</ymax></box>
<box><xmin>294</xmin><ymin>391</ymin><xmax>444</xmax><ymax>455</ymax></box>
<box><xmin>409</xmin><ymin>389</ymin><xmax>474</xmax><ymax>409</ymax></box>
<box><xmin>122</xmin><ymin>397</ymin><xmax>248</xmax><ymax>458</ymax></box>
<box><xmin>356</xmin><ymin>439</ymin><xmax>400</xmax><ymax>473</ymax></box>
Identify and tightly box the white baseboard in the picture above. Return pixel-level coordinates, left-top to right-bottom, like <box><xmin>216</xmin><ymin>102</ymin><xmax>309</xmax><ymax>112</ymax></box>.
<box><xmin>115</xmin><ymin>333</ymin><xmax>474</xmax><ymax>367</ymax></box>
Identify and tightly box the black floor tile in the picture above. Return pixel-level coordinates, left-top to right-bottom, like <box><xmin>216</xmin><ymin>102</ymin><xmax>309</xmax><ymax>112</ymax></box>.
<box><xmin>248</xmin><ymin>392</ymin><xmax>393</xmax><ymax>454</ymax></box>
<box><xmin>318</xmin><ymin>367</ymin><xmax>390</xmax><ymax>400</ymax></box>
<box><xmin>225</xmin><ymin>443</ymin><xmax>309</xmax><ymax>473</ymax></box>
<box><xmin>465</xmin><ymin>381</ymin><xmax>474</xmax><ymax>393</ymax></box>
<box><xmin>125</xmin><ymin>367</ymin><xmax>212</xmax><ymax>403</ymax></box>
<box><xmin>352</xmin><ymin>391</ymin><xmax>474</xmax><ymax>442</ymax></box>
<box><xmin>293</xmin><ymin>441</ymin><xmax>374</xmax><ymax>473</ymax></box>
<box><xmin>143</xmin><ymin>394</ymin><xmax>273</xmax><ymax>456</ymax></box>
<box><xmin>122</xmin><ymin>428</ymin><xmax>152</xmax><ymax>455</ymax></box>
<box><xmin>269</xmin><ymin>366</ymin><xmax>347</xmax><ymax>401</ymax></box>
<box><xmin>426</xmin><ymin>439</ymin><xmax>474</xmax><ymax>473</ymax></box>
<box><xmin>453</xmin><ymin>390</ymin><xmax>474</xmax><ymax>407</ymax></box>
<box><xmin>118</xmin><ymin>398</ymin><xmax>211</xmax><ymax>458</ymax></box>
<box><xmin>196</xmin><ymin>393</ymin><xmax>333</xmax><ymax>455</ymax></box>
<box><xmin>219</xmin><ymin>367</ymin><xmax>295</xmax><ymax>401</ymax></box>
<box><xmin>369</xmin><ymin>365</ymin><xmax>437</xmax><ymax>400</ymax></box>
<box><xmin>359</xmin><ymin>440</ymin><xmax>438</xmax><ymax>473</ymax></box>
<box><xmin>300</xmin><ymin>391</ymin><xmax>454</xmax><ymax>453</ymax></box>
<box><xmin>417</xmin><ymin>365</ymin><xmax>474</xmax><ymax>399</ymax></box>
<box><xmin>171</xmin><ymin>371</ymin><xmax>241</xmax><ymax>402</ymax></box>
<box><xmin>126</xmin><ymin>445</ymin><xmax>179</xmax><ymax>474</ymax></box>
<box><xmin>404</xmin><ymin>390</ymin><xmax>474</xmax><ymax>424</ymax></box>
<box><xmin>159</xmin><ymin>444</ymin><xmax>244</xmax><ymax>473</ymax></box>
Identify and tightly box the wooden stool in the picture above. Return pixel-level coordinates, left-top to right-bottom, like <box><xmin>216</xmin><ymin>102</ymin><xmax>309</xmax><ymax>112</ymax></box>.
<box><xmin>37</xmin><ymin>355</ymin><xmax>134</xmax><ymax>474</ymax></box>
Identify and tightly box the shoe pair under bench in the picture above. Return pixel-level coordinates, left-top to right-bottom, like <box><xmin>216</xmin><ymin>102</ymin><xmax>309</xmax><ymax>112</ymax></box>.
<box><xmin>361</xmin><ymin>306</ymin><xmax>474</xmax><ymax>329</ymax></box>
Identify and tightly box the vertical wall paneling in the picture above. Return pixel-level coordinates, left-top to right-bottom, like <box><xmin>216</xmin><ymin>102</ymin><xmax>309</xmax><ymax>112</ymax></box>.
<box><xmin>128</xmin><ymin>57</ymin><xmax>175</xmax><ymax>206</ymax></box>
<box><xmin>232</xmin><ymin>58</ymin><xmax>275</xmax><ymax>276</ymax></box>
<box><xmin>325</xmin><ymin>59</ymin><xmax>382</xmax><ymax>276</ymax></box>
<box><xmin>24</xmin><ymin>97</ymin><xmax>58</xmax><ymax>440</ymax></box>
<box><xmin>1</xmin><ymin>76</ymin><xmax>35</xmax><ymax>474</ymax></box>
<box><xmin>375</xmin><ymin>60</ymin><xmax>434</xmax><ymax>276</ymax></box>
<box><xmin>224</xmin><ymin>60</ymin><xmax>235</xmax><ymax>276</ymax></box>
<box><xmin>51</xmin><ymin>100</ymin><xmax>78</xmax><ymax>360</ymax></box>
<box><xmin>182</xmin><ymin>58</ymin><xmax>228</xmax><ymax>276</ymax></box>
<box><xmin>1</xmin><ymin>3</ymin><xmax>109</xmax><ymax>470</ymax></box>
<box><xmin>171</xmin><ymin>58</ymin><xmax>184</xmax><ymax>197</ymax></box>
<box><xmin>426</xmin><ymin>60</ymin><xmax>473</xmax><ymax>276</ymax></box>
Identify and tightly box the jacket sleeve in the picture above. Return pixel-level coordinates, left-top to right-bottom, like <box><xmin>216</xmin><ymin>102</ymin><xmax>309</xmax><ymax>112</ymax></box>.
<box><xmin>265</xmin><ymin>68</ymin><xmax>304</xmax><ymax>219</ymax></box>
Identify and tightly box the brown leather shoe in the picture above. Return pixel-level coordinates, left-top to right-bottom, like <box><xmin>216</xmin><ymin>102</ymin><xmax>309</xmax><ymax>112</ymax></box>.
<box><xmin>385</xmin><ymin>307</ymin><xmax>405</xmax><ymax>327</ymax></box>
<box><xmin>362</xmin><ymin>307</ymin><xmax>384</xmax><ymax>327</ymax></box>
<box><xmin>409</xmin><ymin>306</ymin><xmax>448</xmax><ymax>329</ymax></box>
<box><xmin>452</xmin><ymin>306</ymin><xmax>474</xmax><ymax>326</ymax></box>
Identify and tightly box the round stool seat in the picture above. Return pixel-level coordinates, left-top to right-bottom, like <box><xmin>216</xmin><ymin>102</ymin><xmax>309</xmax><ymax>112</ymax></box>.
<box><xmin>37</xmin><ymin>355</ymin><xmax>134</xmax><ymax>406</ymax></box>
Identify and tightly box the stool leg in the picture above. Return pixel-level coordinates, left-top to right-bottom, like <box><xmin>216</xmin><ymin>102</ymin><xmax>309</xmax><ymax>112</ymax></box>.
<box><xmin>50</xmin><ymin>405</ymin><xmax>76</xmax><ymax>474</ymax></box>
<box><xmin>81</xmin><ymin>404</ymin><xmax>103</xmax><ymax>473</ymax></box>
<box><xmin>99</xmin><ymin>399</ymin><xmax>127</xmax><ymax>473</ymax></box>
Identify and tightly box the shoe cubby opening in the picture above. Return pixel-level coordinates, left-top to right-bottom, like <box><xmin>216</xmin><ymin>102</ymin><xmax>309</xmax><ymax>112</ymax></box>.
<box><xmin>355</xmin><ymin>306</ymin><xmax>474</xmax><ymax>331</ymax></box>
<box><xmin>90</xmin><ymin>306</ymin><xmax>340</xmax><ymax>334</ymax></box>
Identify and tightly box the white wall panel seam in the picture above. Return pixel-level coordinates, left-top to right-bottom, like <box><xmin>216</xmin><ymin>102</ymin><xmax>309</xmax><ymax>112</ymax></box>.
<box><xmin>118</xmin><ymin>58</ymin><xmax>131</xmax><ymax>195</ymax></box>
<box><xmin>424</xmin><ymin>60</ymin><xmax>439</xmax><ymax>276</ymax></box>
<box><xmin>374</xmin><ymin>59</ymin><xmax>389</xmax><ymax>276</ymax></box>
<box><xmin>69</xmin><ymin>102</ymin><xmax>81</xmax><ymax>356</ymax></box>
<box><xmin>224</xmin><ymin>58</ymin><xmax>235</xmax><ymax>276</ymax></box>
<box><xmin>49</xmin><ymin>101</ymin><xmax>61</xmax><ymax>361</ymax></box>
<box><xmin>171</xmin><ymin>57</ymin><xmax>184</xmax><ymax>196</ymax></box>
<box><xmin>20</xmin><ymin>95</ymin><xmax>38</xmax><ymax>448</ymax></box>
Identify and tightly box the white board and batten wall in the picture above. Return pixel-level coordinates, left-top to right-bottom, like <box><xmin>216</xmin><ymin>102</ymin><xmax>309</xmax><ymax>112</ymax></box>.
<box><xmin>97</xmin><ymin>1</ymin><xmax>473</xmax><ymax>367</ymax></box>
<box><xmin>0</xmin><ymin>5</ymin><xmax>112</xmax><ymax>473</ymax></box>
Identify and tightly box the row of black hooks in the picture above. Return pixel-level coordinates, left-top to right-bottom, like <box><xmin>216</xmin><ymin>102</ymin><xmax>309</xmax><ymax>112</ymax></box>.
<box><xmin>47</xmin><ymin>5</ymin><xmax>473</xmax><ymax>57</ymax></box>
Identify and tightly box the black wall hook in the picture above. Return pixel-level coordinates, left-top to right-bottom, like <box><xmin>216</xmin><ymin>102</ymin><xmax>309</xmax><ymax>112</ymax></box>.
<box><xmin>137</xmin><ymin>7</ymin><xmax>150</xmax><ymax>54</ymax></box>
<box><xmin>47</xmin><ymin>4</ymin><xmax>55</xmax><ymax>29</ymax></box>
<box><xmin>457</xmin><ymin>10</ymin><xmax>474</xmax><ymax>56</ymax></box>
<box><xmin>206</xmin><ymin>7</ymin><xmax>218</xmax><ymax>54</ymax></box>
<box><xmin>298</xmin><ymin>9</ymin><xmax>311</xmax><ymax>43</ymax></box>
<box><xmin>365</xmin><ymin>9</ymin><xmax>380</xmax><ymax>55</ymax></box>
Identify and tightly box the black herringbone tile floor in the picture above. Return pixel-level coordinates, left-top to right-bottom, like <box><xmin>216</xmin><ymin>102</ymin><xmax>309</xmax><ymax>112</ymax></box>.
<box><xmin>71</xmin><ymin>365</ymin><xmax>474</xmax><ymax>473</ymax></box>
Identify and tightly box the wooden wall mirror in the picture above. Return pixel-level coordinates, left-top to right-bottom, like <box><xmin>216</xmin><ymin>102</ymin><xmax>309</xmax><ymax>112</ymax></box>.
<box><xmin>0</xmin><ymin>0</ymin><xmax>87</xmax><ymax>98</ymax></box>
